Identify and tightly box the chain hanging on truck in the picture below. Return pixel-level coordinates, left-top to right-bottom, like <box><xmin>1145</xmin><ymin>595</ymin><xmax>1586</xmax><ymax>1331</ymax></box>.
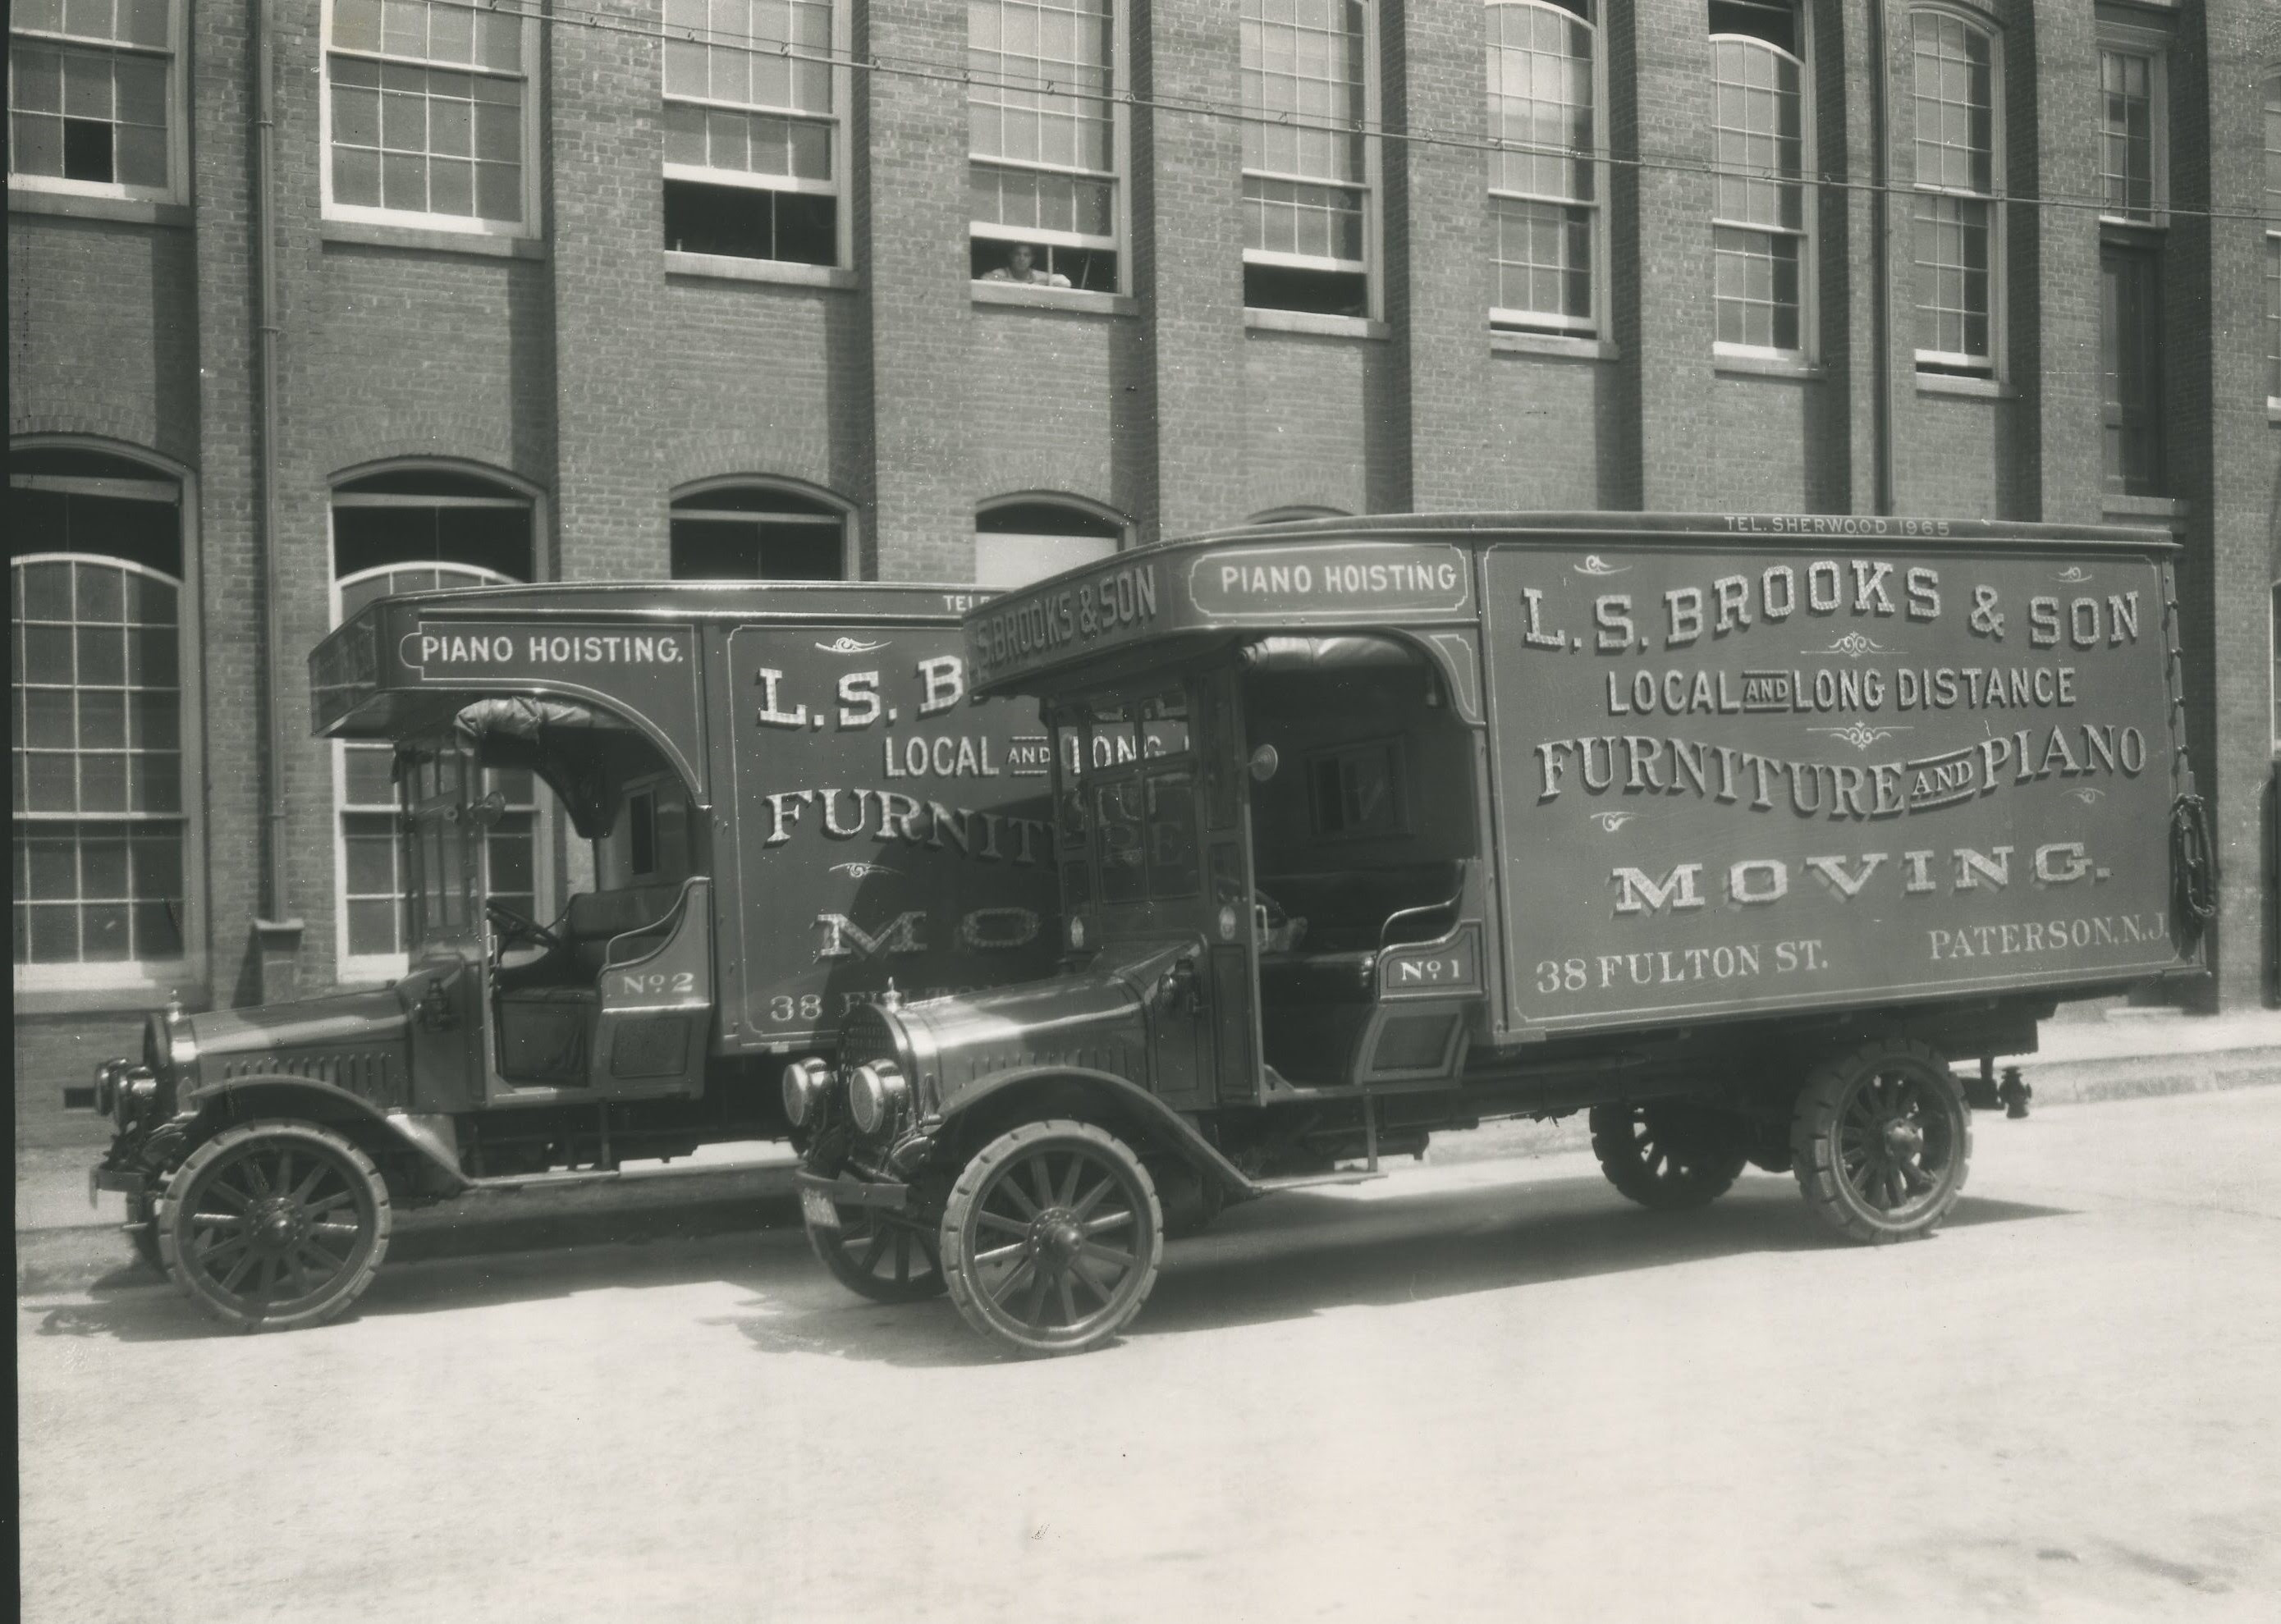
<box><xmin>2169</xmin><ymin>794</ymin><xmax>2219</xmax><ymax>926</ymax></box>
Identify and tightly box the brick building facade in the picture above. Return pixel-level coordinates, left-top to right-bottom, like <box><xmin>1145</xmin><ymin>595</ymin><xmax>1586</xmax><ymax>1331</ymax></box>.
<box><xmin>11</xmin><ymin>0</ymin><xmax>2279</xmax><ymax>1140</ymax></box>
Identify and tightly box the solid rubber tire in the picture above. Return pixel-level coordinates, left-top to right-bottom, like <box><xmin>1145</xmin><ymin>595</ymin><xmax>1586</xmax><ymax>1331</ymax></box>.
<box><xmin>939</xmin><ymin>1119</ymin><xmax>1163</xmax><ymax>1358</ymax></box>
<box><xmin>1790</xmin><ymin>1037</ymin><xmax>1971</xmax><ymax>1244</ymax></box>
<box><xmin>1587</xmin><ymin>1101</ymin><xmax>1749</xmax><ymax>1210</ymax></box>
<box><xmin>158</xmin><ymin>1119</ymin><xmax>392</xmax><ymax>1333</ymax></box>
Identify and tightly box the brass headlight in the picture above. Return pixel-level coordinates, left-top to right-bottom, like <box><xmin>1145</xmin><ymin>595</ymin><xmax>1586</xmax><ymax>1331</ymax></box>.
<box><xmin>846</xmin><ymin>1061</ymin><xmax>909</xmax><ymax>1137</ymax></box>
<box><xmin>781</xmin><ymin>1058</ymin><xmax>829</xmax><ymax>1127</ymax></box>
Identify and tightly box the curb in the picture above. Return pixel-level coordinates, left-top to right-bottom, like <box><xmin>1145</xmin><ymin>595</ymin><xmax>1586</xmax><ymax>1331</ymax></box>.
<box><xmin>18</xmin><ymin>1051</ymin><xmax>2278</xmax><ymax>1295</ymax></box>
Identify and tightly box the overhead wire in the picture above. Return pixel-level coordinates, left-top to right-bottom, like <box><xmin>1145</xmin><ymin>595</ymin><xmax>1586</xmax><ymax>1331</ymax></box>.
<box><xmin>461</xmin><ymin>0</ymin><xmax>2279</xmax><ymax>227</ymax></box>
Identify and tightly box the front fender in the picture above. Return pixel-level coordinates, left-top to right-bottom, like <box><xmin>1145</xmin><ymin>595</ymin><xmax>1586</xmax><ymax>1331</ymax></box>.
<box><xmin>191</xmin><ymin>1075</ymin><xmax>471</xmax><ymax>1194</ymax></box>
<box><xmin>932</xmin><ymin>1064</ymin><xmax>1260</xmax><ymax>1204</ymax></box>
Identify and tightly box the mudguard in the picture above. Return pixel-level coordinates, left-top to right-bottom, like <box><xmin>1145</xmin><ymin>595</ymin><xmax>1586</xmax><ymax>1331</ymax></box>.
<box><xmin>932</xmin><ymin>1064</ymin><xmax>1261</xmax><ymax>1204</ymax></box>
<box><xmin>190</xmin><ymin>1074</ymin><xmax>473</xmax><ymax>1193</ymax></box>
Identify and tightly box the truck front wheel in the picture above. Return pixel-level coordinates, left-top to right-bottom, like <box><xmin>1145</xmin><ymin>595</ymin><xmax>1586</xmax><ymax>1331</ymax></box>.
<box><xmin>157</xmin><ymin>1120</ymin><xmax>392</xmax><ymax>1332</ymax></box>
<box><xmin>940</xmin><ymin>1120</ymin><xmax>1163</xmax><ymax>1358</ymax></box>
<box><xmin>1588</xmin><ymin>1101</ymin><xmax>1749</xmax><ymax>1210</ymax></box>
<box><xmin>1791</xmin><ymin>1039</ymin><xmax>1971</xmax><ymax>1244</ymax></box>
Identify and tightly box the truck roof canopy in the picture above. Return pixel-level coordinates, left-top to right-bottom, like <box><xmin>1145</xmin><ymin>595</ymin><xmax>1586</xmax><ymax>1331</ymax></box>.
<box><xmin>964</xmin><ymin>511</ymin><xmax>2177</xmax><ymax>699</ymax></box>
<box><xmin>311</xmin><ymin>579</ymin><xmax>997</xmax><ymax>800</ymax></box>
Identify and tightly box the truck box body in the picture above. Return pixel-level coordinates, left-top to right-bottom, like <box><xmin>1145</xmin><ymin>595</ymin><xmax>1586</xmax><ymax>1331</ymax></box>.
<box><xmin>313</xmin><ymin>581</ymin><xmax>1060</xmax><ymax>1055</ymax></box>
<box><xmin>965</xmin><ymin>515</ymin><xmax>2196</xmax><ymax>1045</ymax></box>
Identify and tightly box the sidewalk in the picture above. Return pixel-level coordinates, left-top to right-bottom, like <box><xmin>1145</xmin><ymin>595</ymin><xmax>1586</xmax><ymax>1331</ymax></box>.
<box><xmin>17</xmin><ymin>1011</ymin><xmax>2277</xmax><ymax>1290</ymax></box>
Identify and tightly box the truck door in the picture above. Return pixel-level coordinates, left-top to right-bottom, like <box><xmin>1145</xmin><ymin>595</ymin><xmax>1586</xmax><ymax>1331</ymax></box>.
<box><xmin>589</xmin><ymin>876</ymin><xmax>713</xmax><ymax>1098</ymax></box>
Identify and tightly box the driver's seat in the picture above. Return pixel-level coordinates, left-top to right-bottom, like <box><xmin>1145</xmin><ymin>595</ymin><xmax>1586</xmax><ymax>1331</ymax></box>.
<box><xmin>493</xmin><ymin>885</ymin><xmax>680</xmax><ymax>991</ymax></box>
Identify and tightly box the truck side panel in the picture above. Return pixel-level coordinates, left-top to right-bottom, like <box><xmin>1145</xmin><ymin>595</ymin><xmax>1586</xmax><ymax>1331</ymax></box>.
<box><xmin>1481</xmin><ymin>540</ymin><xmax>2192</xmax><ymax>1036</ymax></box>
<box><xmin>720</xmin><ymin>624</ymin><xmax>1060</xmax><ymax>1051</ymax></box>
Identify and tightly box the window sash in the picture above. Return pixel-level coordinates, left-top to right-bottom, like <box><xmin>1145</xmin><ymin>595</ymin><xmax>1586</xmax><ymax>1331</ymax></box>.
<box><xmin>1239</xmin><ymin>0</ymin><xmax>1368</xmax><ymax>188</ymax></box>
<box><xmin>2098</xmin><ymin>48</ymin><xmax>2157</xmax><ymax>222</ymax></box>
<box><xmin>1908</xmin><ymin>11</ymin><xmax>1998</xmax><ymax>368</ymax></box>
<box><xmin>14</xmin><ymin>548</ymin><xmax>188</xmax><ymax>972</ymax></box>
<box><xmin>1490</xmin><ymin>194</ymin><xmax>1595</xmax><ymax>328</ymax></box>
<box><xmin>7</xmin><ymin>7</ymin><xmax>178</xmax><ymax>202</ymax></box>
<box><xmin>324</xmin><ymin>0</ymin><xmax>533</xmax><ymax>231</ymax></box>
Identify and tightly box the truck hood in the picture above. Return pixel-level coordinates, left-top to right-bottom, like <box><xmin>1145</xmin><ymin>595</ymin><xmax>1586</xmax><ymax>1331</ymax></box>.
<box><xmin>177</xmin><ymin>983</ymin><xmax>414</xmax><ymax>1100</ymax></box>
<box><xmin>883</xmin><ymin>937</ymin><xmax>1193</xmax><ymax>1110</ymax></box>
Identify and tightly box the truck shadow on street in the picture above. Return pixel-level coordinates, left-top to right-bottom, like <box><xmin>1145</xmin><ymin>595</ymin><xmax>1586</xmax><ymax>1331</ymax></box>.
<box><xmin>24</xmin><ymin>1171</ymin><xmax>2067</xmax><ymax>1353</ymax></box>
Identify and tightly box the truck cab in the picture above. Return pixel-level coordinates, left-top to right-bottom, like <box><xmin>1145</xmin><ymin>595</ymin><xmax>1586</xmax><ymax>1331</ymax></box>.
<box><xmin>795</xmin><ymin>514</ymin><xmax>2209</xmax><ymax>1357</ymax></box>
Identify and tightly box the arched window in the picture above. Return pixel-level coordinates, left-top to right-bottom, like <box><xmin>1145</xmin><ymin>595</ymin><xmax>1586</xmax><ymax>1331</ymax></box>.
<box><xmin>1908</xmin><ymin>7</ymin><xmax>2003</xmax><ymax>375</ymax></box>
<box><xmin>975</xmin><ymin>497</ymin><xmax>1125</xmax><ymax>588</ymax></box>
<box><xmin>12</xmin><ymin>445</ymin><xmax>194</xmax><ymax>990</ymax></box>
<box><xmin>670</xmin><ymin>482</ymin><xmax>850</xmax><ymax>579</ymax></box>
<box><xmin>1487</xmin><ymin>0</ymin><xmax>1602</xmax><ymax>336</ymax></box>
<box><xmin>330</xmin><ymin>466</ymin><xmax>542</xmax><ymax>977</ymax></box>
<box><xmin>1710</xmin><ymin>1</ymin><xmax>1810</xmax><ymax>358</ymax></box>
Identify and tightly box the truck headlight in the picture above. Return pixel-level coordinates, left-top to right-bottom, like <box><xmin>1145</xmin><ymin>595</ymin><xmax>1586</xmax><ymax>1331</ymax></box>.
<box><xmin>846</xmin><ymin>1061</ymin><xmax>909</xmax><ymax>1137</ymax></box>
<box><xmin>781</xmin><ymin>1059</ymin><xmax>829</xmax><ymax>1128</ymax></box>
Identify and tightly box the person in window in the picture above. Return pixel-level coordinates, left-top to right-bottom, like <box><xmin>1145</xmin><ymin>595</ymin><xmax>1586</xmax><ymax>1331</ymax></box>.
<box><xmin>984</xmin><ymin>243</ymin><xmax>1070</xmax><ymax>287</ymax></box>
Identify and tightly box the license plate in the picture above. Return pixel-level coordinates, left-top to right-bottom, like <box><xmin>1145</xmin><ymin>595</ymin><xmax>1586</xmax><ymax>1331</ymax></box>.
<box><xmin>799</xmin><ymin>1187</ymin><xmax>840</xmax><ymax>1231</ymax></box>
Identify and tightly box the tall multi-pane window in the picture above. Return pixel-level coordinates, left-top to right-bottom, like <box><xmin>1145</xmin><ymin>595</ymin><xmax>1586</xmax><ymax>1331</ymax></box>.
<box><xmin>1710</xmin><ymin>1</ymin><xmax>1807</xmax><ymax>356</ymax></box>
<box><xmin>8</xmin><ymin>0</ymin><xmax>181</xmax><ymax>202</ymax></box>
<box><xmin>670</xmin><ymin>483</ymin><xmax>849</xmax><ymax>579</ymax></box>
<box><xmin>12</xmin><ymin>447</ymin><xmax>191</xmax><ymax>991</ymax></box>
<box><xmin>1241</xmin><ymin>0</ymin><xmax>1373</xmax><ymax>318</ymax></box>
<box><xmin>2097</xmin><ymin>49</ymin><xmax>2157</xmax><ymax>222</ymax></box>
<box><xmin>1486</xmin><ymin>0</ymin><xmax>1601</xmax><ymax>336</ymax></box>
<box><xmin>1908</xmin><ymin>8</ymin><xmax>1999</xmax><ymax>374</ymax></box>
<box><xmin>2264</xmin><ymin>71</ymin><xmax>2279</xmax><ymax>408</ymax></box>
<box><xmin>330</xmin><ymin>469</ymin><xmax>541</xmax><ymax>977</ymax></box>
<box><xmin>2095</xmin><ymin>29</ymin><xmax>2167</xmax><ymax>495</ymax></box>
<box><xmin>662</xmin><ymin>0</ymin><xmax>842</xmax><ymax>265</ymax></box>
<box><xmin>324</xmin><ymin>0</ymin><xmax>535</xmax><ymax>232</ymax></box>
<box><xmin>969</xmin><ymin>0</ymin><xmax>1120</xmax><ymax>290</ymax></box>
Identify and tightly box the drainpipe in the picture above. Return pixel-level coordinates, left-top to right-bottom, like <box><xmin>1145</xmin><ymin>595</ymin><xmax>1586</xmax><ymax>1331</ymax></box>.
<box><xmin>252</xmin><ymin>0</ymin><xmax>304</xmax><ymax>999</ymax></box>
<box><xmin>1868</xmin><ymin>0</ymin><xmax>1894</xmax><ymax>515</ymax></box>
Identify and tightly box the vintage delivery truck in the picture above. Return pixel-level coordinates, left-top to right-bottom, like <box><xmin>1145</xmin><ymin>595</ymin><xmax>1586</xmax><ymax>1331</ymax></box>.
<box><xmin>789</xmin><ymin>513</ymin><xmax>2216</xmax><ymax>1356</ymax></box>
<box><xmin>82</xmin><ymin>580</ymin><xmax>1060</xmax><ymax>1329</ymax></box>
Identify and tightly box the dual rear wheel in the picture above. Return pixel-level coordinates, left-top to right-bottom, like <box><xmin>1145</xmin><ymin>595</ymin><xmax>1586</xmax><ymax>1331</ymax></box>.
<box><xmin>1590</xmin><ymin>1037</ymin><xmax>1972</xmax><ymax>1243</ymax></box>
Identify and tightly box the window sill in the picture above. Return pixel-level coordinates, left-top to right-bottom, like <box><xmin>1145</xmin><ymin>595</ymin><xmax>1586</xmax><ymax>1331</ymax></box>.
<box><xmin>1244</xmin><ymin>309</ymin><xmax>1389</xmax><ymax>340</ymax></box>
<box><xmin>321</xmin><ymin>218</ymin><xmax>546</xmax><ymax>259</ymax></box>
<box><xmin>2100</xmin><ymin>494</ymin><xmax>2188</xmax><ymax>524</ymax></box>
<box><xmin>2267</xmin><ymin>399</ymin><xmax>2281</xmax><ymax>424</ymax></box>
<box><xmin>972</xmin><ymin>281</ymin><xmax>1136</xmax><ymax>317</ymax></box>
<box><xmin>8</xmin><ymin>188</ymin><xmax>190</xmax><ymax>228</ymax></box>
<box><xmin>14</xmin><ymin>976</ymin><xmax>204</xmax><ymax>1017</ymax></box>
<box><xmin>1915</xmin><ymin>370</ymin><xmax>2009</xmax><ymax>400</ymax></box>
<box><xmin>1491</xmin><ymin>329</ymin><xmax>1617</xmax><ymax>361</ymax></box>
<box><xmin>1715</xmin><ymin>349</ymin><xmax>1821</xmax><ymax>380</ymax></box>
<box><xmin>665</xmin><ymin>250</ymin><xmax>855</xmax><ymax>289</ymax></box>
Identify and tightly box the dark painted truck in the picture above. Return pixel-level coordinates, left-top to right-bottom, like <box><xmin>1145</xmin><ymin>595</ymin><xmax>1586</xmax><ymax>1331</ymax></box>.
<box><xmin>82</xmin><ymin>581</ymin><xmax>1059</xmax><ymax>1329</ymax></box>
<box><xmin>790</xmin><ymin>513</ymin><xmax>2216</xmax><ymax>1356</ymax></box>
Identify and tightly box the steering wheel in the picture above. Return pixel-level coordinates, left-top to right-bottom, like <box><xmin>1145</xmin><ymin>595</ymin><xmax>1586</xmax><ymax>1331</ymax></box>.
<box><xmin>485</xmin><ymin>899</ymin><xmax>563</xmax><ymax>954</ymax></box>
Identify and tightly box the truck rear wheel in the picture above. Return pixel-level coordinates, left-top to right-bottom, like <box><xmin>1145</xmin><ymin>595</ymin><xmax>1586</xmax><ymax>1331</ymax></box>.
<box><xmin>1588</xmin><ymin>1101</ymin><xmax>1748</xmax><ymax>1210</ymax></box>
<box><xmin>1791</xmin><ymin>1039</ymin><xmax>1971</xmax><ymax>1244</ymax></box>
<box><xmin>157</xmin><ymin>1120</ymin><xmax>392</xmax><ymax>1333</ymax></box>
<box><xmin>807</xmin><ymin>1205</ymin><xmax>946</xmax><ymax>1303</ymax></box>
<box><xmin>939</xmin><ymin>1120</ymin><xmax>1163</xmax><ymax>1358</ymax></box>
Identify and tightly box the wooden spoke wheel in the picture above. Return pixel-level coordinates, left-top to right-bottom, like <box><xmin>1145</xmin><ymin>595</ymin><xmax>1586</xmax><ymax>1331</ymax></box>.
<box><xmin>1587</xmin><ymin>1100</ymin><xmax>1749</xmax><ymax>1211</ymax></box>
<box><xmin>1792</xmin><ymin>1039</ymin><xmax>1971</xmax><ymax>1243</ymax></box>
<box><xmin>941</xmin><ymin>1120</ymin><xmax>1163</xmax><ymax>1358</ymax></box>
<box><xmin>808</xmin><ymin>1203</ymin><xmax>946</xmax><ymax>1304</ymax></box>
<box><xmin>157</xmin><ymin>1121</ymin><xmax>392</xmax><ymax>1333</ymax></box>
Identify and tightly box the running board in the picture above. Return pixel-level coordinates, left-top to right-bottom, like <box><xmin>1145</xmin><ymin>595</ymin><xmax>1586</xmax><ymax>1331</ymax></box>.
<box><xmin>1251</xmin><ymin>1170</ymin><xmax>1389</xmax><ymax>1193</ymax></box>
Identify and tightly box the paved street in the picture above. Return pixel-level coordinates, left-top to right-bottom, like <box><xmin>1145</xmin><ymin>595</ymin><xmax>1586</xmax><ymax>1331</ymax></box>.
<box><xmin>19</xmin><ymin>1086</ymin><xmax>2281</xmax><ymax>1623</ymax></box>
